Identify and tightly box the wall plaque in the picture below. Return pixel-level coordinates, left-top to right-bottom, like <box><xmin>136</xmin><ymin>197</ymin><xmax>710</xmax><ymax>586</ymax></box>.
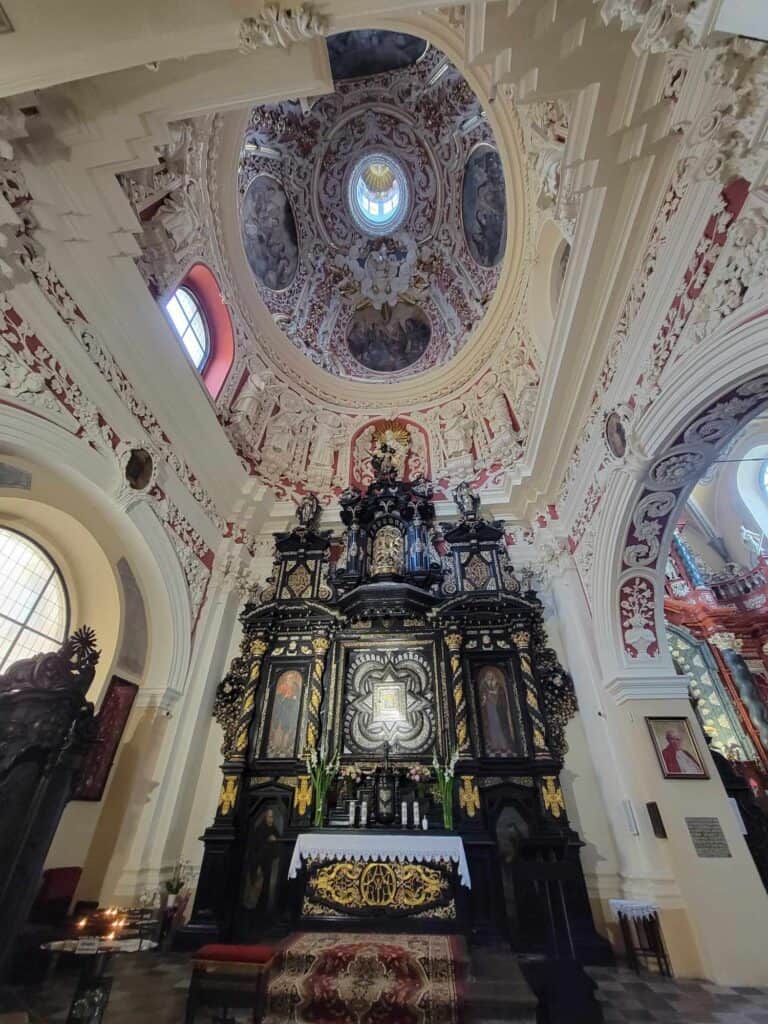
<box><xmin>685</xmin><ymin>817</ymin><xmax>731</xmax><ymax>859</ymax></box>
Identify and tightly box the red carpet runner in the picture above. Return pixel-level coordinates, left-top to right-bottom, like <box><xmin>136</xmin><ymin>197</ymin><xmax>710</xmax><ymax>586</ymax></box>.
<box><xmin>263</xmin><ymin>932</ymin><xmax>465</xmax><ymax>1024</ymax></box>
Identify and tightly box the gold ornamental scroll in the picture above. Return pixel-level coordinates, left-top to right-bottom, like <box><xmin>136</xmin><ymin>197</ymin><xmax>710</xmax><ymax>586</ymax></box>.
<box><xmin>512</xmin><ymin>630</ymin><xmax>551</xmax><ymax>759</ymax></box>
<box><xmin>232</xmin><ymin>635</ymin><xmax>270</xmax><ymax>761</ymax></box>
<box><xmin>444</xmin><ymin>632</ymin><xmax>470</xmax><ymax>755</ymax></box>
<box><xmin>305</xmin><ymin>630</ymin><xmax>330</xmax><ymax>751</ymax></box>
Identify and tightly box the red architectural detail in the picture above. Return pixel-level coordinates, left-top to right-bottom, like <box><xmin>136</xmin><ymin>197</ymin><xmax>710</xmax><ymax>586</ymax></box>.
<box><xmin>665</xmin><ymin>554</ymin><xmax>768</xmax><ymax>772</ymax></box>
<box><xmin>182</xmin><ymin>263</ymin><xmax>235</xmax><ymax>399</ymax></box>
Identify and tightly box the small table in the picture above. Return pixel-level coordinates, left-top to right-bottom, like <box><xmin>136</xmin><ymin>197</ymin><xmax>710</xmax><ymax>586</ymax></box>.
<box><xmin>41</xmin><ymin>937</ymin><xmax>157</xmax><ymax>1022</ymax></box>
<box><xmin>609</xmin><ymin>899</ymin><xmax>671</xmax><ymax>976</ymax></box>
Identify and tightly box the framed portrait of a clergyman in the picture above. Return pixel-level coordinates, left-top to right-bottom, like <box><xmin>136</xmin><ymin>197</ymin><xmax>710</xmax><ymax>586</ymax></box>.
<box><xmin>646</xmin><ymin>717</ymin><xmax>708</xmax><ymax>780</ymax></box>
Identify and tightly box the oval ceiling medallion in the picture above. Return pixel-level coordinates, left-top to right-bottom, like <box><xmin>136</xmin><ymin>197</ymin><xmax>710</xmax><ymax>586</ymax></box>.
<box><xmin>241</xmin><ymin>174</ymin><xmax>299</xmax><ymax>291</ymax></box>
<box><xmin>462</xmin><ymin>146</ymin><xmax>507</xmax><ymax>268</ymax></box>
<box><xmin>347</xmin><ymin>302</ymin><xmax>431</xmax><ymax>374</ymax></box>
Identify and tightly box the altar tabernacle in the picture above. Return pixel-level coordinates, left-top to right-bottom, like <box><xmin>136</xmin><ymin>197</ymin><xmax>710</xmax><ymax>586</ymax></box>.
<box><xmin>183</xmin><ymin>438</ymin><xmax>608</xmax><ymax>960</ymax></box>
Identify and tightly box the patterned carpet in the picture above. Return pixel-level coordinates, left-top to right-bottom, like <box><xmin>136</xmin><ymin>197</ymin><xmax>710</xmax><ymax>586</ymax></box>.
<box><xmin>4</xmin><ymin>948</ymin><xmax>768</xmax><ymax>1022</ymax></box>
<box><xmin>264</xmin><ymin>932</ymin><xmax>465</xmax><ymax>1024</ymax></box>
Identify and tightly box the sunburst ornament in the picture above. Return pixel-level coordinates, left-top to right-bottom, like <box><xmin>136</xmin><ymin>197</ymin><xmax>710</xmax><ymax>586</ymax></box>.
<box><xmin>373</xmin><ymin>420</ymin><xmax>411</xmax><ymax>450</ymax></box>
<box><xmin>362</xmin><ymin>161</ymin><xmax>396</xmax><ymax>194</ymax></box>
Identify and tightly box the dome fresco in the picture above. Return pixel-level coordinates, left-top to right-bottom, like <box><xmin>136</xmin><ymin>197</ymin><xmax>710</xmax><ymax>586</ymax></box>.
<box><xmin>237</xmin><ymin>33</ymin><xmax>508</xmax><ymax>382</ymax></box>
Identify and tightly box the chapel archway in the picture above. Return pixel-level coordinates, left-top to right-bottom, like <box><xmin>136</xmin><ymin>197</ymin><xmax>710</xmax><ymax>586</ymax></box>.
<box><xmin>595</xmin><ymin>311</ymin><xmax>768</xmax><ymax>674</ymax></box>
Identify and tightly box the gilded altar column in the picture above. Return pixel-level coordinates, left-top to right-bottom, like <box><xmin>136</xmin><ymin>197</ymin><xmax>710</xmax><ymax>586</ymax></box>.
<box><xmin>231</xmin><ymin>633</ymin><xmax>270</xmax><ymax>763</ymax></box>
<box><xmin>305</xmin><ymin>629</ymin><xmax>330</xmax><ymax>751</ymax></box>
<box><xmin>513</xmin><ymin>629</ymin><xmax>552</xmax><ymax>760</ymax></box>
<box><xmin>444</xmin><ymin>631</ymin><xmax>471</xmax><ymax>755</ymax></box>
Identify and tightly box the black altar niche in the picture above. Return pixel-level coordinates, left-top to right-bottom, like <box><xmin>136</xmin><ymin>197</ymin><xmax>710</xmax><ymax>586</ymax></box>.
<box><xmin>186</xmin><ymin>451</ymin><xmax>609</xmax><ymax>962</ymax></box>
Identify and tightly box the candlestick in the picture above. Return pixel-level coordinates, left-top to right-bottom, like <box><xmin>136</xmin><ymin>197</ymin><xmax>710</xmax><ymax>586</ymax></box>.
<box><xmin>348</xmin><ymin>800</ymin><xmax>357</xmax><ymax>826</ymax></box>
<box><xmin>422</xmin><ymin>816</ymin><xmax>428</xmax><ymax>831</ymax></box>
<box><xmin>360</xmin><ymin>800</ymin><xmax>368</xmax><ymax>826</ymax></box>
<box><xmin>401</xmin><ymin>801</ymin><xmax>408</xmax><ymax>826</ymax></box>
<box><xmin>413</xmin><ymin>800</ymin><xmax>420</xmax><ymax>828</ymax></box>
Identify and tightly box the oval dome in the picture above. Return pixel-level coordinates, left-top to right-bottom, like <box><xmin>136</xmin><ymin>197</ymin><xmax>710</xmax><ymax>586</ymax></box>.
<box><xmin>237</xmin><ymin>32</ymin><xmax>509</xmax><ymax>382</ymax></box>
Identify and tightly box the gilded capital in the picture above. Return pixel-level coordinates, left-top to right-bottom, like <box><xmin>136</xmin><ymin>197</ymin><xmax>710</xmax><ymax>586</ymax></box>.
<box><xmin>512</xmin><ymin>630</ymin><xmax>530</xmax><ymax>649</ymax></box>
<box><xmin>444</xmin><ymin>632</ymin><xmax>463</xmax><ymax>652</ymax></box>
<box><xmin>250</xmin><ymin>637</ymin><xmax>269</xmax><ymax>657</ymax></box>
<box><xmin>312</xmin><ymin>634</ymin><xmax>330</xmax><ymax>656</ymax></box>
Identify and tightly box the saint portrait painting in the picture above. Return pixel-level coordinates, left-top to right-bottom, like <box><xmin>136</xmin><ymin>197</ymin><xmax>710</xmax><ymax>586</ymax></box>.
<box><xmin>476</xmin><ymin>665</ymin><xmax>518</xmax><ymax>757</ymax></box>
<box><xmin>263</xmin><ymin>669</ymin><xmax>304</xmax><ymax>759</ymax></box>
<box><xmin>646</xmin><ymin>717</ymin><xmax>708</xmax><ymax>779</ymax></box>
<box><xmin>241</xmin><ymin>804</ymin><xmax>285</xmax><ymax>931</ymax></box>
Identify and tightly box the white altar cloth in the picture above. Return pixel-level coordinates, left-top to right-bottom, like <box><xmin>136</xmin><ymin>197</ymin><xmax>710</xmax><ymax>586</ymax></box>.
<box><xmin>288</xmin><ymin>833</ymin><xmax>471</xmax><ymax>888</ymax></box>
<box><xmin>608</xmin><ymin>899</ymin><xmax>659</xmax><ymax>921</ymax></box>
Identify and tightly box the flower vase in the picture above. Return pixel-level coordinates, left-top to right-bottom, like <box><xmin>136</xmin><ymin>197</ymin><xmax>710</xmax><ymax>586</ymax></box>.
<box><xmin>441</xmin><ymin>781</ymin><xmax>454</xmax><ymax>830</ymax></box>
<box><xmin>313</xmin><ymin>780</ymin><xmax>328</xmax><ymax>827</ymax></box>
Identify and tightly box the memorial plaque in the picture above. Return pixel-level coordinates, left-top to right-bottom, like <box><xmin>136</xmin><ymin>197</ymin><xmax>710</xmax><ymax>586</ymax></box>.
<box><xmin>685</xmin><ymin>816</ymin><xmax>731</xmax><ymax>858</ymax></box>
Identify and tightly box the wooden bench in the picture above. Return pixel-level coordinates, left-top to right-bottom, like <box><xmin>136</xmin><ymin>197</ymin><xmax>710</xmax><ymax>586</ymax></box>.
<box><xmin>185</xmin><ymin>943</ymin><xmax>277</xmax><ymax>1023</ymax></box>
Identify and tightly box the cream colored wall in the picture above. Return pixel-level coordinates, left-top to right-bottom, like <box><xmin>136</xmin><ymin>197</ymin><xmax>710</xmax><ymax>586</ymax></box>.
<box><xmin>537</xmin><ymin>591</ymin><xmax>622</xmax><ymax>932</ymax></box>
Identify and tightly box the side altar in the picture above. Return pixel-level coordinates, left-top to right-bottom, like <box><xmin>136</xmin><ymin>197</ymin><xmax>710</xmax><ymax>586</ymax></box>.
<box><xmin>184</xmin><ymin>433</ymin><xmax>609</xmax><ymax>960</ymax></box>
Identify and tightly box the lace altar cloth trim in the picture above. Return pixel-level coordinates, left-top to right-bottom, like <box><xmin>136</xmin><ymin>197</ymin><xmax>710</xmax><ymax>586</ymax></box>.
<box><xmin>288</xmin><ymin>833</ymin><xmax>471</xmax><ymax>888</ymax></box>
<box><xmin>609</xmin><ymin>899</ymin><xmax>659</xmax><ymax>921</ymax></box>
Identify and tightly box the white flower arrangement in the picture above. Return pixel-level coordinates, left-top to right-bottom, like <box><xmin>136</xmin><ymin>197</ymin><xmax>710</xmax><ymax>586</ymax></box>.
<box><xmin>432</xmin><ymin>748</ymin><xmax>459</xmax><ymax>829</ymax></box>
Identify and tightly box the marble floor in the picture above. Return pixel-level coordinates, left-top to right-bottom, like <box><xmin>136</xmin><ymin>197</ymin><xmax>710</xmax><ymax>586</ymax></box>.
<box><xmin>2</xmin><ymin>949</ymin><xmax>768</xmax><ymax>1023</ymax></box>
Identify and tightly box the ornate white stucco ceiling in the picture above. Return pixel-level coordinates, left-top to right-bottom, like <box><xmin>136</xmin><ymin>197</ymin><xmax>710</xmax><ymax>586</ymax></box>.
<box><xmin>235</xmin><ymin>38</ymin><xmax>507</xmax><ymax>382</ymax></box>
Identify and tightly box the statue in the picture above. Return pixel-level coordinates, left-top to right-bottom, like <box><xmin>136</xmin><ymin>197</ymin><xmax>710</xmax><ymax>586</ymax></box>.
<box><xmin>296</xmin><ymin>492</ymin><xmax>319</xmax><ymax>531</ymax></box>
<box><xmin>371</xmin><ymin>442</ymin><xmax>398</xmax><ymax>482</ymax></box>
<box><xmin>453</xmin><ymin>480</ymin><xmax>480</xmax><ymax>521</ymax></box>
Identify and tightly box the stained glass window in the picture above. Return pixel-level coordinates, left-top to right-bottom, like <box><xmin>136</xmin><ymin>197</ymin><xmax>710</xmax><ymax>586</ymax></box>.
<box><xmin>165</xmin><ymin>286</ymin><xmax>210</xmax><ymax>370</ymax></box>
<box><xmin>0</xmin><ymin>528</ymin><xmax>69</xmax><ymax>672</ymax></box>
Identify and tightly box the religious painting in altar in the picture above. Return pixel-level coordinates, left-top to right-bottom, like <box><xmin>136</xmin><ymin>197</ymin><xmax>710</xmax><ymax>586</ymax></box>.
<box><xmin>341</xmin><ymin>646</ymin><xmax>437</xmax><ymax>756</ymax></box>
<box><xmin>470</xmin><ymin>661</ymin><xmax>525</xmax><ymax>758</ymax></box>
<box><xmin>666</xmin><ymin>626</ymin><xmax>756</xmax><ymax>762</ymax></box>
<box><xmin>256</xmin><ymin>666</ymin><xmax>306</xmax><ymax>760</ymax></box>
<box><xmin>240</xmin><ymin>800</ymin><xmax>288</xmax><ymax>932</ymax></box>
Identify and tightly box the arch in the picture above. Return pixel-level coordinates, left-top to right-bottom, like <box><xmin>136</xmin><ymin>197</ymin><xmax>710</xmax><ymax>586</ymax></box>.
<box><xmin>176</xmin><ymin>262</ymin><xmax>235</xmax><ymax>400</ymax></box>
<box><xmin>0</xmin><ymin>403</ymin><xmax>193</xmax><ymax>700</ymax></box>
<box><xmin>591</xmin><ymin>308</ymin><xmax>768</xmax><ymax>676</ymax></box>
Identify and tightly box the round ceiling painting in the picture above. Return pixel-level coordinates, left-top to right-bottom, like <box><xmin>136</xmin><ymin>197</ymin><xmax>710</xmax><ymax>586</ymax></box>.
<box><xmin>238</xmin><ymin>31</ymin><xmax>508</xmax><ymax>381</ymax></box>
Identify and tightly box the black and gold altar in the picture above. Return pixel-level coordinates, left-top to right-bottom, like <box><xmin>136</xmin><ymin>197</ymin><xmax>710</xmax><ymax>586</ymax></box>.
<box><xmin>188</xmin><ymin>466</ymin><xmax>608</xmax><ymax>962</ymax></box>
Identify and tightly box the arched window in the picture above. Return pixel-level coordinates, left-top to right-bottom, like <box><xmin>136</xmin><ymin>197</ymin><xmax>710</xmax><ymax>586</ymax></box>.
<box><xmin>162</xmin><ymin>265</ymin><xmax>235</xmax><ymax>398</ymax></box>
<box><xmin>165</xmin><ymin>285</ymin><xmax>210</xmax><ymax>370</ymax></box>
<box><xmin>0</xmin><ymin>528</ymin><xmax>69</xmax><ymax>672</ymax></box>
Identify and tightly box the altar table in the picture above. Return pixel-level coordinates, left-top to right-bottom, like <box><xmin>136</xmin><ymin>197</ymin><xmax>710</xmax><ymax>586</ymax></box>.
<box><xmin>288</xmin><ymin>832</ymin><xmax>471</xmax><ymax>887</ymax></box>
<box><xmin>288</xmin><ymin>831</ymin><xmax>471</xmax><ymax>930</ymax></box>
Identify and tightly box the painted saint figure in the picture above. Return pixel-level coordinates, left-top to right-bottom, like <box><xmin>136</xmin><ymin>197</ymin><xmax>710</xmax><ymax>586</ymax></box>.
<box><xmin>264</xmin><ymin>669</ymin><xmax>303</xmax><ymax>758</ymax></box>
<box><xmin>476</xmin><ymin>665</ymin><xmax>517</xmax><ymax>757</ymax></box>
<box><xmin>241</xmin><ymin>807</ymin><xmax>282</xmax><ymax>928</ymax></box>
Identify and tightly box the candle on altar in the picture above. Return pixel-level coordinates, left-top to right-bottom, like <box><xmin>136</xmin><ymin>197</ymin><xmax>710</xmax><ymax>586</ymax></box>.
<box><xmin>401</xmin><ymin>801</ymin><xmax>408</xmax><ymax>826</ymax></box>
<box><xmin>413</xmin><ymin>800</ymin><xmax>420</xmax><ymax>827</ymax></box>
<box><xmin>348</xmin><ymin>800</ymin><xmax>356</xmax><ymax>826</ymax></box>
<box><xmin>360</xmin><ymin>800</ymin><xmax>368</xmax><ymax>826</ymax></box>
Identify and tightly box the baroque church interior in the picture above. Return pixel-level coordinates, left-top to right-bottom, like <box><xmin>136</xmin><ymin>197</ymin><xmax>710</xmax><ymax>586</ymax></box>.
<box><xmin>1</xmin><ymin>2</ymin><xmax>768</xmax><ymax>1022</ymax></box>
